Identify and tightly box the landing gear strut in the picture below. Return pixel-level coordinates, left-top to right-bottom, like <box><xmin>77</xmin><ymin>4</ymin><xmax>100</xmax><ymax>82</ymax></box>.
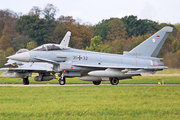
<box><xmin>59</xmin><ymin>73</ymin><xmax>66</xmax><ymax>85</ymax></box>
<box><xmin>58</xmin><ymin>72</ymin><xmax>66</xmax><ymax>85</ymax></box>
<box><xmin>93</xmin><ymin>81</ymin><xmax>101</xmax><ymax>85</ymax></box>
<box><xmin>110</xmin><ymin>78</ymin><xmax>119</xmax><ymax>85</ymax></box>
<box><xmin>23</xmin><ymin>77</ymin><xmax>29</xmax><ymax>85</ymax></box>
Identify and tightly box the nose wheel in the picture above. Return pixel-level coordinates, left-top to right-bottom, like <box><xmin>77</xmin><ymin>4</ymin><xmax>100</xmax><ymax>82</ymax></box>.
<box><xmin>59</xmin><ymin>76</ymin><xmax>66</xmax><ymax>85</ymax></box>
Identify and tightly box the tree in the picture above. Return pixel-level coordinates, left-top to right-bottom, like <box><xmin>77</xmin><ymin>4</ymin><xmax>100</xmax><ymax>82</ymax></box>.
<box><xmin>0</xmin><ymin>9</ymin><xmax>18</xmax><ymax>37</ymax></box>
<box><xmin>175</xmin><ymin>23</ymin><xmax>180</xmax><ymax>39</ymax></box>
<box><xmin>70</xmin><ymin>36</ymin><xmax>83</xmax><ymax>49</ymax></box>
<box><xmin>14</xmin><ymin>15</ymin><xmax>48</xmax><ymax>45</ymax></box>
<box><xmin>0</xmin><ymin>50</ymin><xmax>6</xmax><ymax>67</ymax></box>
<box><xmin>29</xmin><ymin>6</ymin><xmax>42</xmax><ymax>17</ymax></box>
<box><xmin>27</xmin><ymin>41</ymin><xmax>37</xmax><ymax>50</ymax></box>
<box><xmin>169</xmin><ymin>38</ymin><xmax>180</xmax><ymax>53</ymax></box>
<box><xmin>42</xmin><ymin>4</ymin><xmax>58</xmax><ymax>43</ymax></box>
<box><xmin>0</xmin><ymin>17</ymin><xmax>4</xmax><ymax>38</ymax></box>
<box><xmin>86</xmin><ymin>36</ymin><xmax>102</xmax><ymax>52</ymax></box>
<box><xmin>107</xmin><ymin>18</ymin><xmax>126</xmax><ymax>40</ymax></box>
<box><xmin>5</xmin><ymin>47</ymin><xmax>14</xmax><ymax>56</ymax></box>
<box><xmin>0</xmin><ymin>48</ymin><xmax>15</xmax><ymax>68</ymax></box>
<box><xmin>55</xmin><ymin>16</ymin><xmax>94</xmax><ymax>49</ymax></box>
<box><xmin>0</xmin><ymin>9</ymin><xmax>18</xmax><ymax>50</ymax></box>
<box><xmin>11</xmin><ymin>35</ymin><xmax>33</xmax><ymax>51</ymax></box>
<box><xmin>94</xmin><ymin>18</ymin><xmax>126</xmax><ymax>41</ymax></box>
<box><xmin>0</xmin><ymin>24</ymin><xmax>12</xmax><ymax>50</ymax></box>
<box><xmin>43</xmin><ymin>3</ymin><xmax>58</xmax><ymax>23</ymax></box>
<box><xmin>94</xmin><ymin>19</ymin><xmax>110</xmax><ymax>40</ymax></box>
<box><xmin>121</xmin><ymin>15</ymin><xmax>159</xmax><ymax>37</ymax></box>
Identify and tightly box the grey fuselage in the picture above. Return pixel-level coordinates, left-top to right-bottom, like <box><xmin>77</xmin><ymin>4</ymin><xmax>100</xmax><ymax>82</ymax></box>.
<box><xmin>27</xmin><ymin>48</ymin><xmax>162</xmax><ymax>77</ymax></box>
<box><xmin>31</xmin><ymin>49</ymin><xmax>152</xmax><ymax>65</ymax></box>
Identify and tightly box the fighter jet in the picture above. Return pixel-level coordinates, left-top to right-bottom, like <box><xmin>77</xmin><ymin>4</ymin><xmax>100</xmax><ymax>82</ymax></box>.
<box><xmin>7</xmin><ymin>26</ymin><xmax>173</xmax><ymax>85</ymax></box>
<box><xmin>0</xmin><ymin>31</ymin><xmax>71</xmax><ymax>85</ymax></box>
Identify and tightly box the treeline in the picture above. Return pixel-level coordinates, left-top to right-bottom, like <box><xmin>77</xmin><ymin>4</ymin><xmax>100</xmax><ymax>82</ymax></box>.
<box><xmin>0</xmin><ymin>4</ymin><xmax>180</xmax><ymax>68</ymax></box>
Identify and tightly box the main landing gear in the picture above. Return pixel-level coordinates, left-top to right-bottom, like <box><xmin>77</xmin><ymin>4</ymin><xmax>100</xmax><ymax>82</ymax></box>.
<box><xmin>110</xmin><ymin>77</ymin><xmax>119</xmax><ymax>85</ymax></box>
<box><xmin>23</xmin><ymin>77</ymin><xmax>29</xmax><ymax>85</ymax></box>
<box><xmin>93</xmin><ymin>81</ymin><xmax>101</xmax><ymax>85</ymax></box>
<box><xmin>92</xmin><ymin>78</ymin><xmax>119</xmax><ymax>85</ymax></box>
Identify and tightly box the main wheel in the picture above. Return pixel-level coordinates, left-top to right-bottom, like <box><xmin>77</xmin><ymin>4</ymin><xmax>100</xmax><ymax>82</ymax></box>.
<box><xmin>59</xmin><ymin>77</ymin><xmax>66</xmax><ymax>85</ymax></box>
<box><xmin>93</xmin><ymin>81</ymin><xmax>101</xmax><ymax>85</ymax></box>
<box><xmin>110</xmin><ymin>78</ymin><xmax>119</xmax><ymax>85</ymax></box>
<box><xmin>23</xmin><ymin>77</ymin><xmax>29</xmax><ymax>85</ymax></box>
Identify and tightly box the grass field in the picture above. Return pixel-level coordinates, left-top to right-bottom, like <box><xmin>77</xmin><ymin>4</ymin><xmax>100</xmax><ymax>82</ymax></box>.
<box><xmin>156</xmin><ymin>68</ymin><xmax>180</xmax><ymax>74</ymax></box>
<box><xmin>0</xmin><ymin>69</ymin><xmax>180</xmax><ymax>119</ymax></box>
<box><xmin>0</xmin><ymin>76</ymin><xmax>180</xmax><ymax>84</ymax></box>
<box><xmin>0</xmin><ymin>86</ymin><xmax>180</xmax><ymax>120</ymax></box>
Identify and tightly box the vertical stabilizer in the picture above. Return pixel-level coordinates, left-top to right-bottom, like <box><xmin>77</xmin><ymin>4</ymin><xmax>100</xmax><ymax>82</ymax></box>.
<box><xmin>60</xmin><ymin>31</ymin><xmax>71</xmax><ymax>47</ymax></box>
<box><xmin>130</xmin><ymin>26</ymin><xmax>173</xmax><ymax>57</ymax></box>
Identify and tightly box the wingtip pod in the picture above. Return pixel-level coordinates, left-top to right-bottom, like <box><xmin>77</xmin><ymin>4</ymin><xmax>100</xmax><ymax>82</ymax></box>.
<box><xmin>129</xmin><ymin>26</ymin><xmax>173</xmax><ymax>57</ymax></box>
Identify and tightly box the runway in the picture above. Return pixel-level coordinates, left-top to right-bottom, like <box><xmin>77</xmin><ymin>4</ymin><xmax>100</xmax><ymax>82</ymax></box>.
<box><xmin>0</xmin><ymin>83</ymin><xmax>179</xmax><ymax>86</ymax></box>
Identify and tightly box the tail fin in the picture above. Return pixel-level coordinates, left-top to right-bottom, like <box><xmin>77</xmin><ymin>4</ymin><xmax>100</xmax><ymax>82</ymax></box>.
<box><xmin>60</xmin><ymin>31</ymin><xmax>71</xmax><ymax>47</ymax></box>
<box><xmin>129</xmin><ymin>26</ymin><xmax>173</xmax><ymax>57</ymax></box>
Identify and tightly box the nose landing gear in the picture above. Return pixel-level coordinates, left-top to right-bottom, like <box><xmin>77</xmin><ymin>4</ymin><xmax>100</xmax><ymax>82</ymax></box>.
<box><xmin>58</xmin><ymin>72</ymin><xmax>66</xmax><ymax>85</ymax></box>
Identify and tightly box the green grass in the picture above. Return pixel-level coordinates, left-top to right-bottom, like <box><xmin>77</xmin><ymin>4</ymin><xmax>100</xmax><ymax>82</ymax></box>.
<box><xmin>156</xmin><ymin>69</ymin><xmax>180</xmax><ymax>74</ymax></box>
<box><xmin>0</xmin><ymin>86</ymin><xmax>180</xmax><ymax>120</ymax></box>
<box><xmin>0</xmin><ymin>76</ymin><xmax>180</xmax><ymax>84</ymax></box>
<box><xmin>119</xmin><ymin>76</ymin><xmax>180</xmax><ymax>84</ymax></box>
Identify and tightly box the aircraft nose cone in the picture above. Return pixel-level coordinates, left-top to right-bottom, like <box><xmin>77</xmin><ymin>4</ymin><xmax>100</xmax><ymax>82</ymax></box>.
<box><xmin>7</xmin><ymin>52</ymin><xmax>30</xmax><ymax>62</ymax></box>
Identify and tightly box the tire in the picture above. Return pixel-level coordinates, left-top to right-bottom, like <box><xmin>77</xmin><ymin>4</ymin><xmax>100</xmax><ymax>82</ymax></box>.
<box><xmin>110</xmin><ymin>78</ymin><xmax>119</xmax><ymax>85</ymax></box>
<box><xmin>59</xmin><ymin>77</ymin><xmax>65</xmax><ymax>85</ymax></box>
<box><xmin>93</xmin><ymin>81</ymin><xmax>101</xmax><ymax>85</ymax></box>
<box><xmin>23</xmin><ymin>78</ymin><xmax>29</xmax><ymax>85</ymax></box>
<box><xmin>26</xmin><ymin>79</ymin><xmax>29</xmax><ymax>85</ymax></box>
<box><xmin>23</xmin><ymin>78</ymin><xmax>26</xmax><ymax>85</ymax></box>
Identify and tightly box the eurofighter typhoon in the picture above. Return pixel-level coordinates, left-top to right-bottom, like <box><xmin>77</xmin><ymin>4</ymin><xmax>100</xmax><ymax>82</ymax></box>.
<box><xmin>7</xmin><ymin>26</ymin><xmax>173</xmax><ymax>85</ymax></box>
<box><xmin>0</xmin><ymin>31</ymin><xmax>71</xmax><ymax>85</ymax></box>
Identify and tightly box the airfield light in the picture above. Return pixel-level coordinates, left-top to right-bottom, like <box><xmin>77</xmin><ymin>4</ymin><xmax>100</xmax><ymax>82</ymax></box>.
<box><xmin>158</xmin><ymin>82</ymin><xmax>161</xmax><ymax>85</ymax></box>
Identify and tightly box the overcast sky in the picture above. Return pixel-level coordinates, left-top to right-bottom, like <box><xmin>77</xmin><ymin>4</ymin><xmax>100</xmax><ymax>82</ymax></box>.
<box><xmin>0</xmin><ymin>0</ymin><xmax>179</xmax><ymax>25</ymax></box>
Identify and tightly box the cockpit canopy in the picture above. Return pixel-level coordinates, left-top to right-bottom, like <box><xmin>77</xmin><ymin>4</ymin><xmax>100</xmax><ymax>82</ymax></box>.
<box><xmin>32</xmin><ymin>44</ymin><xmax>69</xmax><ymax>51</ymax></box>
<box><xmin>16</xmin><ymin>49</ymin><xmax>29</xmax><ymax>54</ymax></box>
